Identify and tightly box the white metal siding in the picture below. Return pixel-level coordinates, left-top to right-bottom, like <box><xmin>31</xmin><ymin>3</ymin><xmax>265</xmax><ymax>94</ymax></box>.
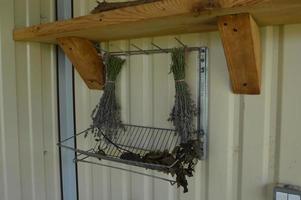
<box><xmin>73</xmin><ymin>1</ymin><xmax>301</xmax><ymax>200</ymax></box>
<box><xmin>1</xmin><ymin>0</ymin><xmax>301</xmax><ymax>200</ymax></box>
<box><xmin>0</xmin><ymin>0</ymin><xmax>60</xmax><ymax>200</ymax></box>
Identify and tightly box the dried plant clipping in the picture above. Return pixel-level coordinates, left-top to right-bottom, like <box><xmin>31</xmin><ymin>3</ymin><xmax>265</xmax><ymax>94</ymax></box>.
<box><xmin>169</xmin><ymin>47</ymin><xmax>198</xmax><ymax>143</ymax></box>
<box><xmin>120</xmin><ymin>140</ymin><xmax>199</xmax><ymax>193</ymax></box>
<box><xmin>90</xmin><ymin>54</ymin><xmax>125</xmax><ymax>140</ymax></box>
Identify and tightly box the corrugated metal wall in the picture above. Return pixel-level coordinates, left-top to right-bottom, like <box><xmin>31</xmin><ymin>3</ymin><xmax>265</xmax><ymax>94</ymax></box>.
<box><xmin>73</xmin><ymin>1</ymin><xmax>301</xmax><ymax>200</ymax></box>
<box><xmin>1</xmin><ymin>0</ymin><xmax>301</xmax><ymax>200</ymax></box>
<box><xmin>0</xmin><ymin>0</ymin><xmax>60</xmax><ymax>200</ymax></box>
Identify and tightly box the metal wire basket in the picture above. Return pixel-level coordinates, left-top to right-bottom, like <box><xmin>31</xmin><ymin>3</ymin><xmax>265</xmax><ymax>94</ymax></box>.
<box><xmin>57</xmin><ymin>46</ymin><xmax>208</xmax><ymax>185</ymax></box>
<box><xmin>58</xmin><ymin>124</ymin><xmax>204</xmax><ymax>184</ymax></box>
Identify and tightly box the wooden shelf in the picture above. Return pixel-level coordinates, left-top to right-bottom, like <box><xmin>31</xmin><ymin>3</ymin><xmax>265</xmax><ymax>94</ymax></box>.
<box><xmin>13</xmin><ymin>0</ymin><xmax>301</xmax><ymax>43</ymax></box>
<box><xmin>13</xmin><ymin>0</ymin><xmax>301</xmax><ymax>94</ymax></box>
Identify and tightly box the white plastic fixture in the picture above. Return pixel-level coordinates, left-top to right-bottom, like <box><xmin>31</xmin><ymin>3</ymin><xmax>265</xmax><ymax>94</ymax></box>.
<box><xmin>275</xmin><ymin>184</ymin><xmax>301</xmax><ymax>200</ymax></box>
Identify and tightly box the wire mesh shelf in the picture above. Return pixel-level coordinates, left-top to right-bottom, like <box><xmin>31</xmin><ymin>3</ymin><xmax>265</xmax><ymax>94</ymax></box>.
<box><xmin>58</xmin><ymin>124</ymin><xmax>204</xmax><ymax>184</ymax></box>
<box><xmin>60</xmin><ymin>124</ymin><xmax>203</xmax><ymax>166</ymax></box>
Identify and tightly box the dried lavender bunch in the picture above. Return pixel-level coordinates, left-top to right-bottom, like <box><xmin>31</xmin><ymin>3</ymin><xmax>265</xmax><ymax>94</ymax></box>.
<box><xmin>169</xmin><ymin>48</ymin><xmax>198</xmax><ymax>143</ymax></box>
<box><xmin>91</xmin><ymin>54</ymin><xmax>125</xmax><ymax>139</ymax></box>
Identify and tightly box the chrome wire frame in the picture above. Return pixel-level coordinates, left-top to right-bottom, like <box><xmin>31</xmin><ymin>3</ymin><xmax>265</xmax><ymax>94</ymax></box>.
<box><xmin>58</xmin><ymin>124</ymin><xmax>203</xmax><ymax>184</ymax></box>
<box><xmin>57</xmin><ymin>45</ymin><xmax>209</xmax><ymax>185</ymax></box>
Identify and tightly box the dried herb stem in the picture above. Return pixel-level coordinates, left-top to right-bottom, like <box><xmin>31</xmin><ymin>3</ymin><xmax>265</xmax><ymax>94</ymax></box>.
<box><xmin>91</xmin><ymin>55</ymin><xmax>125</xmax><ymax>140</ymax></box>
<box><xmin>169</xmin><ymin>48</ymin><xmax>197</xmax><ymax>143</ymax></box>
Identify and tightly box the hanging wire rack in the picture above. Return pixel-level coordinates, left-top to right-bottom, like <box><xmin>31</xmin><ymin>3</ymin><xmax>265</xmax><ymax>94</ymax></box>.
<box><xmin>58</xmin><ymin>39</ymin><xmax>209</xmax><ymax>185</ymax></box>
<box><xmin>59</xmin><ymin>124</ymin><xmax>203</xmax><ymax>184</ymax></box>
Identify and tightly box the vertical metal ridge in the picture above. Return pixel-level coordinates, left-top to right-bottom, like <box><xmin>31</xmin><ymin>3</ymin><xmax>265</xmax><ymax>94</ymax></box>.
<box><xmin>123</xmin><ymin>39</ymin><xmax>132</xmax><ymax>200</ymax></box>
<box><xmin>236</xmin><ymin>96</ymin><xmax>245</xmax><ymax>200</ymax></box>
<box><xmin>26</xmin><ymin>43</ymin><xmax>36</xmax><ymax>200</ymax></box>
<box><xmin>151</xmin><ymin>38</ymin><xmax>156</xmax><ymax>200</ymax></box>
<box><xmin>143</xmin><ymin>38</ymin><xmax>154</xmax><ymax>200</ymax></box>
<box><xmin>274</xmin><ymin>25</ymin><xmax>284</xmax><ymax>183</ymax></box>
<box><xmin>0</xmin><ymin>23</ymin><xmax>10</xmax><ymax>200</ymax></box>
<box><xmin>0</xmin><ymin>35</ymin><xmax>8</xmax><ymax>200</ymax></box>
<box><xmin>0</xmin><ymin>1</ymin><xmax>22</xmax><ymax>200</ymax></box>
<box><xmin>42</xmin><ymin>43</ymin><xmax>61</xmax><ymax>200</ymax></box>
<box><xmin>26</xmin><ymin>23</ymin><xmax>48</xmax><ymax>199</ymax></box>
<box><xmin>260</xmin><ymin>27</ymin><xmax>277</xmax><ymax>189</ymax></box>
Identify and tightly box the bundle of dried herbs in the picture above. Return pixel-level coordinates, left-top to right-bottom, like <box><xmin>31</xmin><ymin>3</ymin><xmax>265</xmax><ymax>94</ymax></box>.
<box><xmin>119</xmin><ymin>140</ymin><xmax>199</xmax><ymax>193</ymax></box>
<box><xmin>90</xmin><ymin>54</ymin><xmax>125</xmax><ymax>140</ymax></box>
<box><xmin>171</xmin><ymin>140</ymin><xmax>199</xmax><ymax>193</ymax></box>
<box><xmin>169</xmin><ymin>48</ymin><xmax>198</xmax><ymax>143</ymax></box>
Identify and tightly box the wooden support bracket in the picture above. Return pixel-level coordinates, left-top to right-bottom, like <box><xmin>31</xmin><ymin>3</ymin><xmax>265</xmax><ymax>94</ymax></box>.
<box><xmin>218</xmin><ymin>13</ymin><xmax>261</xmax><ymax>95</ymax></box>
<box><xmin>57</xmin><ymin>37</ymin><xmax>105</xmax><ymax>90</ymax></box>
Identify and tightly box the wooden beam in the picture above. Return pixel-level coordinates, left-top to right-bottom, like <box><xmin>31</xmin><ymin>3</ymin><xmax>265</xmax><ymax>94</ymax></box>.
<box><xmin>13</xmin><ymin>0</ymin><xmax>208</xmax><ymax>43</ymax></box>
<box><xmin>13</xmin><ymin>0</ymin><xmax>295</xmax><ymax>43</ymax></box>
<box><xmin>218</xmin><ymin>13</ymin><xmax>261</xmax><ymax>94</ymax></box>
<box><xmin>14</xmin><ymin>0</ymin><xmax>301</xmax><ymax>44</ymax></box>
<box><xmin>217</xmin><ymin>0</ymin><xmax>267</xmax><ymax>8</ymax></box>
<box><xmin>57</xmin><ymin>37</ymin><xmax>105</xmax><ymax>90</ymax></box>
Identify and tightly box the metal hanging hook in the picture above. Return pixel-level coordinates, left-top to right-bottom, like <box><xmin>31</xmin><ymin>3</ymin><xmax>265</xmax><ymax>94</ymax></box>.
<box><xmin>110</xmin><ymin>44</ymin><xmax>131</xmax><ymax>56</ymax></box>
<box><xmin>131</xmin><ymin>43</ymin><xmax>149</xmax><ymax>54</ymax></box>
<box><xmin>92</xmin><ymin>41</ymin><xmax>201</xmax><ymax>57</ymax></box>
<box><xmin>174</xmin><ymin>37</ymin><xmax>187</xmax><ymax>48</ymax></box>
<box><xmin>94</xmin><ymin>43</ymin><xmax>108</xmax><ymax>53</ymax></box>
<box><xmin>151</xmin><ymin>42</ymin><xmax>168</xmax><ymax>53</ymax></box>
